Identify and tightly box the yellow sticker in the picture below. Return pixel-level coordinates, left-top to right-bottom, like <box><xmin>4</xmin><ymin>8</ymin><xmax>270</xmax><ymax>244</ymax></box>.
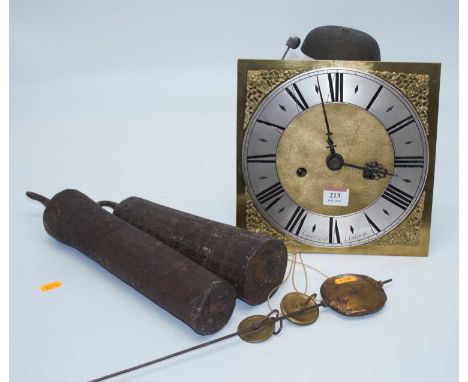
<box><xmin>335</xmin><ymin>275</ymin><xmax>357</xmax><ymax>285</ymax></box>
<box><xmin>40</xmin><ymin>281</ymin><xmax>62</xmax><ymax>292</ymax></box>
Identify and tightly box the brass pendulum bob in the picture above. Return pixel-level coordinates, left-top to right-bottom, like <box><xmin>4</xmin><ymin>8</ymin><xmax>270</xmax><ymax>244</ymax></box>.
<box><xmin>320</xmin><ymin>274</ymin><xmax>392</xmax><ymax>317</ymax></box>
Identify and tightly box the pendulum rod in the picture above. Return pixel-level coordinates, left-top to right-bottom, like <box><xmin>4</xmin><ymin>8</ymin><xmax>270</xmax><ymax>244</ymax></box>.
<box><xmin>89</xmin><ymin>302</ymin><xmax>323</xmax><ymax>382</ymax></box>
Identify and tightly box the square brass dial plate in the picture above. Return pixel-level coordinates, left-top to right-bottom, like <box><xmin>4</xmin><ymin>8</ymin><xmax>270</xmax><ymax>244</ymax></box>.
<box><xmin>236</xmin><ymin>59</ymin><xmax>440</xmax><ymax>256</ymax></box>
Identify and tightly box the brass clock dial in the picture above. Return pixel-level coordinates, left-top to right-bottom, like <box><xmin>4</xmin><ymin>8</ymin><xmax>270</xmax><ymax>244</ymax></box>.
<box><xmin>242</xmin><ymin>68</ymin><xmax>429</xmax><ymax>248</ymax></box>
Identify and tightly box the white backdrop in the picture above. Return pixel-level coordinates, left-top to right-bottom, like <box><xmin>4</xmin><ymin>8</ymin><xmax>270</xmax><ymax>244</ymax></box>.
<box><xmin>10</xmin><ymin>1</ymin><xmax>458</xmax><ymax>381</ymax></box>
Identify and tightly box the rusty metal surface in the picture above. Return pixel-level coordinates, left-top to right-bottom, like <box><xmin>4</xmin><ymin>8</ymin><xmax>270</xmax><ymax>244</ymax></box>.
<box><xmin>109</xmin><ymin>197</ymin><xmax>288</xmax><ymax>306</ymax></box>
<box><xmin>320</xmin><ymin>274</ymin><xmax>387</xmax><ymax>316</ymax></box>
<box><xmin>30</xmin><ymin>189</ymin><xmax>236</xmax><ymax>335</ymax></box>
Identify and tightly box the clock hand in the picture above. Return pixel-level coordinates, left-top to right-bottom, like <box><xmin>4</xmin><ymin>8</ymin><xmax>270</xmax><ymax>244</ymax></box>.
<box><xmin>316</xmin><ymin>78</ymin><xmax>336</xmax><ymax>155</ymax></box>
<box><xmin>342</xmin><ymin>161</ymin><xmax>395</xmax><ymax>180</ymax></box>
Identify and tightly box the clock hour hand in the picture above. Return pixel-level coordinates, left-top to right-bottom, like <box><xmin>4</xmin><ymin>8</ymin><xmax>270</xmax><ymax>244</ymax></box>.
<box><xmin>342</xmin><ymin>161</ymin><xmax>395</xmax><ymax>180</ymax></box>
<box><xmin>316</xmin><ymin>78</ymin><xmax>336</xmax><ymax>155</ymax></box>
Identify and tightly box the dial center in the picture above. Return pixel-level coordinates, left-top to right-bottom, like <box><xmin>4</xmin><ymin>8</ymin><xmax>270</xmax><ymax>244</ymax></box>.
<box><xmin>326</xmin><ymin>153</ymin><xmax>344</xmax><ymax>171</ymax></box>
<box><xmin>276</xmin><ymin>103</ymin><xmax>394</xmax><ymax>216</ymax></box>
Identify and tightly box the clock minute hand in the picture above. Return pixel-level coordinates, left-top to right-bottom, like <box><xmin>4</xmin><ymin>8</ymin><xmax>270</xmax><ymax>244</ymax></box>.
<box><xmin>342</xmin><ymin>161</ymin><xmax>396</xmax><ymax>180</ymax></box>
<box><xmin>315</xmin><ymin>78</ymin><xmax>336</xmax><ymax>155</ymax></box>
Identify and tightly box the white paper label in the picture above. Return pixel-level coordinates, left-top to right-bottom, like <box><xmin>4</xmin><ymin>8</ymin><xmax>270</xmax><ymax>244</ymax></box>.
<box><xmin>323</xmin><ymin>188</ymin><xmax>349</xmax><ymax>206</ymax></box>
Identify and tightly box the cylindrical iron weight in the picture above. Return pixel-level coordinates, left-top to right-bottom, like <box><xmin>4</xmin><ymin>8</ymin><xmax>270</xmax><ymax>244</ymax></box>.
<box><xmin>101</xmin><ymin>197</ymin><xmax>288</xmax><ymax>305</ymax></box>
<box><xmin>27</xmin><ymin>189</ymin><xmax>236</xmax><ymax>335</ymax></box>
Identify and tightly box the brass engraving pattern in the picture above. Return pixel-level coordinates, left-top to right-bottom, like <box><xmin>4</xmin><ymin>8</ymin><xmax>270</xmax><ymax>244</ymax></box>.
<box><xmin>369</xmin><ymin>71</ymin><xmax>429</xmax><ymax>134</ymax></box>
<box><xmin>243</xmin><ymin>69</ymin><xmax>308</xmax><ymax>129</ymax></box>
<box><xmin>246</xmin><ymin>188</ymin><xmax>299</xmax><ymax>247</ymax></box>
<box><xmin>243</xmin><ymin>68</ymin><xmax>430</xmax><ymax>248</ymax></box>
<box><xmin>369</xmin><ymin>192</ymin><xmax>425</xmax><ymax>246</ymax></box>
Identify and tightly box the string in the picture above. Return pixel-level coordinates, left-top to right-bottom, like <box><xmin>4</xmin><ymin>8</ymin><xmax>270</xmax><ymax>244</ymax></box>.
<box><xmin>291</xmin><ymin>254</ymin><xmax>300</xmax><ymax>292</ymax></box>
<box><xmin>266</xmin><ymin>254</ymin><xmax>295</xmax><ymax>311</ymax></box>
<box><xmin>267</xmin><ymin>253</ymin><xmax>329</xmax><ymax>310</ymax></box>
<box><xmin>293</xmin><ymin>258</ymin><xmax>329</xmax><ymax>279</ymax></box>
<box><xmin>298</xmin><ymin>254</ymin><xmax>308</xmax><ymax>294</ymax></box>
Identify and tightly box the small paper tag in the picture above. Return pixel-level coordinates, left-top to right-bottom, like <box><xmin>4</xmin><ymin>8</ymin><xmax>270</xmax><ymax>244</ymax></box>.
<box><xmin>323</xmin><ymin>188</ymin><xmax>349</xmax><ymax>206</ymax></box>
<box><xmin>40</xmin><ymin>281</ymin><xmax>62</xmax><ymax>292</ymax></box>
<box><xmin>335</xmin><ymin>275</ymin><xmax>357</xmax><ymax>285</ymax></box>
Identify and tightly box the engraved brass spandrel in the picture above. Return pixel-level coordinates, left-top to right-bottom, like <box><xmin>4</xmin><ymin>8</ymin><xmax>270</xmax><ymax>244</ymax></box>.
<box><xmin>369</xmin><ymin>71</ymin><xmax>429</xmax><ymax>135</ymax></box>
<box><xmin>243</xmin><ymin>69</ymin><xmax>308</xmax><ymax>129</ymax></box>
<box><xmin>367</xmin><ymin>191</ymin><xmax>425</xmax><ymax>247</ymax></box>
<box><xmin>245</xmin><ymin>190</ymin><xmax>299</xmax><ymax>247</ymax></box>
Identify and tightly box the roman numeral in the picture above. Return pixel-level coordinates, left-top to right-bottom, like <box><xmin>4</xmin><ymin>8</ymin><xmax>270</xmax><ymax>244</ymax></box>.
<box><xmin>264</xmin><ymin>194</ymin><xmax>284</xmax><ymax>211</ymax></box>
<box><xmin>285</xmin><ymin>83</ymin><xmax>309</xmax><ymax>111</ymax></box>
<box><xmin>247</xmin><ymin>154</ymin><xmax>276</xmax><ymax>163</ymax></box>
<box><xmin>256</xmin><ymin>119</ymin><xmax>285</xmax><ymax>131</ymax></box>
<box><xmin>285</xmin><ymin>206</ymin><xmax>307</xmax><ymax>235</ymax></box>
<box><xmin>328</xmin><ymin>73</ymin><xmax>343</xmax><ymax>102</ymax></box>
<box><xmin>394</xmin><ymin>156</ymin><xmax>424</xmax><ymax>168</ymax></box>
<box><xmin>365</xmin><ymin>85</ymin><xmax>383</xmax><ymax>110</ymax></box>
<box><xmin>364</xmin><ymin>213</ymin><xmax>381</xmax><ymax>233</ymax></box>
<box><xmin>255</xmin><ymin>182</ymin><xmax>285</xmax><ymax>205</ymax></box>
<box><xmin>386</xmin><ymin>116</ymin><xmax>415</xmax><ymax>135</ymax></box>
<box><xmin>328</xmin><ymin>217</ymin><xmax>341</xmax><ymax>244</ymax></box>
<box><xmin>381</xmin><ymin>184</ymin><xmax>414</xmax><ymax>210</ymax></box>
